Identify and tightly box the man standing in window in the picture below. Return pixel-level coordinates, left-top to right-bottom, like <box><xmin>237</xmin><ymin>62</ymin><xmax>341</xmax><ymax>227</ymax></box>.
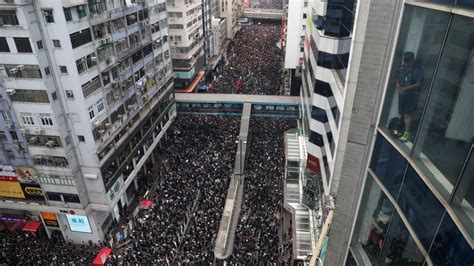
<box><xmin>396</xmin><ymin>52</ymin><xmax>424</xmax><ymax>142</ymax></box>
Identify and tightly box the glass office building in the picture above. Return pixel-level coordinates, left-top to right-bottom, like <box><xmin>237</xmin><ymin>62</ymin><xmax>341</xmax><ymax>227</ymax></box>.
<box><xmin>348</xmin><ymin>1</ymin><xmax>474</xmax><ymax>264</ymax></box>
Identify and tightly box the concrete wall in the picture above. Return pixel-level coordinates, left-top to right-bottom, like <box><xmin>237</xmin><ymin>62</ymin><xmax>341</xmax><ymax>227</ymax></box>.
<box><xmin>325</xmin><ymin>1</ymin><xmax>404</xmax><ymax>264</ymax></box>
<box><xmin>284</xmin><ymin>0</ymin><xmax>304</xmax><ymax>69</ymax></box>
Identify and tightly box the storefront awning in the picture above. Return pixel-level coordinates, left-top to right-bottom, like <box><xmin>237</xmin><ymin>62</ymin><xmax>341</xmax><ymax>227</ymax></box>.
<box><xmin>92</xmin><ymin>247</ymin><xmax>112</xmax><ymax>266</ymax></box>
<box><xmin>175</xmin><ymin>70</ymin><xmax>205</xmax><ymax>93</ymax></box>
<box><xmin>139</xmin><ymin>200</ymin><xmax>153</xmax><ymax>207</ymax></box>
<box><xmin>22</xmin><ymin>221</ymin><xmax>41</xmax><ymax>233</ymax></box>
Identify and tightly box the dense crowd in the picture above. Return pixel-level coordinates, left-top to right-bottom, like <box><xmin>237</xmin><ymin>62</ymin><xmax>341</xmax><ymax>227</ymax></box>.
<box><xmin>227</xmin><ymin>117</ymin><xmax>296</xmax><ymax>264</ymax></box>
<box><xmin>110</xmin><ymin>114</ymin><xmax>239</xmax><ymax>264</ymax></box>
<box><xmin>0</xmin><ymin>230</ymin><xmax>99</xmax><ymax>265</ymax></box>
<box><xmin>212</xmin><ymin>23</ymin><xmax>284</xmax><ymax>95</ymax></box>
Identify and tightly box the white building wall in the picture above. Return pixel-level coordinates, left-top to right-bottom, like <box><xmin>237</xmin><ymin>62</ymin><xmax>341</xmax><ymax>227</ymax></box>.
<box><xmin>284</xmin><ymin>0</ymin><xmax>304</xmax><ymax>69</ymax></box>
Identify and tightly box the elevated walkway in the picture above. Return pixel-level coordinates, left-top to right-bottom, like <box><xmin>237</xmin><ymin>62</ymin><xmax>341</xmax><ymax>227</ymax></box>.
<box><xmin>242</xmin><ymin>8</ymin><xmax>283</xmax><ymax>20</ymax></box>
<box><xmin>214</xmin><ymin>103</ymin><xmax>251</xmax><ymax>259</ymax></box>
<box><xmin>175</xmin><ymin>93</ymin><xmax>300</xmax><ymax>118</ymax></box>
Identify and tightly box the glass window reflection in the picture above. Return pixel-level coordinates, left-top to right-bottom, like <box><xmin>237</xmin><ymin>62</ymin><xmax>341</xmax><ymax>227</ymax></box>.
<box><xmin>429</xmin><ymin>214</ymin><xmax>474</xmax><ymax>265</ymax></box>
<box><xmin>397</xmin><ymin>166</ymin><xmax>444</xmax><ymax>249</ymax></box>
<box><xmin>350</xmin><ymin>176</ymin><xmax>395</xmax><ymax>265</ymax></box>
<box><xmin>379</xmin><ymin>211</ymin><xmax>425</xmax><ymax>265</ymax></box>
<box><xmin>370</xmin><ymin>134</ymin><xmax>407</xmax><ymax>198</ymax></box>
<box><xmin>451</xmin><ymin>148</ymin><xmax>474</xmax><ymax>239</ymax></box>
<box><xmin>413</xmin><ymin>14</ymin><xmax>474</xmax><ymax>200</ymax></box>
<box><xmin>380</xmin><ymin>6</ymin><xmax>450</xmax><ymax>150</ymax></box>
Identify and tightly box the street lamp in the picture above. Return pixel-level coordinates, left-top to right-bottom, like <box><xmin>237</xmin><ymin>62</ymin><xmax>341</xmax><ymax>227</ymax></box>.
<box><xmin>236</xmin><ymin>139</ymin><xmax>247</xmax><ymax>175</ymax></box>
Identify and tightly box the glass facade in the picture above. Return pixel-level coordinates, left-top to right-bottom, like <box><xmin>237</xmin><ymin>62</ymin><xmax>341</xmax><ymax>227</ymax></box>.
<box><xmin>350</xmin><ymin>4</ymin><xmax>474</xmax><ymax>264</ymax></box>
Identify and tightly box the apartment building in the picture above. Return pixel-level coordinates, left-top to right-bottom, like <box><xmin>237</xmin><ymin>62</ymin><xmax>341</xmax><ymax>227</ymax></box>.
<box><xmin>166</xmin><ymin>0</ymin><xmax>205</xmax><ymax>88</ymax></box>
<box><xmin>0</xmin><ymin>0</ymin><xmax>176</xmax><ymax>243</ymax></box>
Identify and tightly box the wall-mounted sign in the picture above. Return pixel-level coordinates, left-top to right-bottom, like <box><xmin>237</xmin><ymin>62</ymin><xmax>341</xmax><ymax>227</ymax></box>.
<box><xmin>0</xmin><ymin>174</ymin><xmax>25</xmax><ymax>199</ymax></box>
<box><xmin>66</xmin><ymin>214</ymin><xmax>92</xmax><ymax>233</ymax></box>
<box><xmin>41</xmin><ymin>212</ymin><xmax>59</xmax><ymax>228</ymax></box>
<box><xmin>107</xmin><ymin>178</ymin><xmax>122</xmax><ymax>201</ymax></box>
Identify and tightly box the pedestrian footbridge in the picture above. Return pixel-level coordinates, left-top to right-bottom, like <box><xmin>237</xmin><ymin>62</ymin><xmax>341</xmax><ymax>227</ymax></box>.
<box><xmin>175</xmin><ymin>93</ymin><xmax>300</xmax><ymax>119</ymax></box>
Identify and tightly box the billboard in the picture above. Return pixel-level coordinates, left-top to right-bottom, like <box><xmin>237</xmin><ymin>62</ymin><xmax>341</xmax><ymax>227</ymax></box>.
<box><xmin>66</xmin><ymin>214</ymin><xmax>92</xmax><ymax>233</ymax></box>
<box><xmin>41</xmin><ymin>212</ymin><xmax>59</xmax><ymax>228</ymax></box>
<box><xmin>20</xmin><ymin>183</ymin><xmax>44</xmax><ymax>200</ymax></box>
<box><xmin>0</xmin><ymin>173</ymin><xmax>25</xmax><ymax>199</ymax></box>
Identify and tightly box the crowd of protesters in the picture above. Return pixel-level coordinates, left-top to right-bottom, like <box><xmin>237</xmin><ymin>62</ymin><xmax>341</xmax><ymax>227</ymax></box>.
<box><xmin>0</xmin><ymin>229</ymin><xmax>100</xmax><ymax>265</ymax></box>
<box><xmin>110</xmin><ymin>114</ymin><xmax>239</xmax><ymax>264</ymax></box>
<box><xmin>210</xmin><ymin>23</ymin><xmax>284</xmax><ymax>95</ymax></box>
<box><xmin>226</xmin><ymin>117</ymin><xmax>296</xmax><ymax>264</ymax></box>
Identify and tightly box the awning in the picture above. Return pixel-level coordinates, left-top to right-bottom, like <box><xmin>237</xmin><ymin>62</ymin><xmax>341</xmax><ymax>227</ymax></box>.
<box><xmin>63</xmin><ymin>1</ymin><xmax>87</xmax><ymax>8</ymax></box>
<box><xmin>92</xmin><ymin>247</ymin><xmax>112</xmax><ymax>266</ymax></box>
<box><xmin>23</xmin><ymin>221</ymin><xmax>41</xmax><ymax>234</ymax></box>
<box><xmin>175</xmin><ymin>70</ymin><xmax>205</xmax><ymax>93</ymax></box>
<box><xmin>139</xmin><ymin>200</ymin><xmax>153</xmax><ymax>207</ymax></box>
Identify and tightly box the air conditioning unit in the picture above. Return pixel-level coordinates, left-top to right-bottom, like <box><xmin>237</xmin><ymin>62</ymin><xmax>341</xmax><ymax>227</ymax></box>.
<box><xmin>105</xmin><ymin>59</ymin><xmax>112</xmax><ymax>65</ymax></box>
<box><xmin>45</xmin><ymin>141</ymin><xmax>54</xmax><ymax>148</ymax></box>
<box><xmin>29</xmin><ymin>137</ymin><xmax>38</xmax><ymax>144</ymax></box>
<box><xmin>4</xmin><ymin>122</ymin><xmax>11</xmax><ymax>129</ymax></box>
<box><xmin>111</xmin><ymin>80</ymin><xmax>119</xmax><ymax>86</ymax></box>
<box><xmin>34</xmin><ymin>128</ymin><xmax>44</xmax><ymax>134</ymax></box>
<box><xmin>65</xmin><ymin>90</ymin><xmax>74</xmax><ymax>98</ymax></box>
<box><xmin>105</xmin><ymin>123</ymin><xmax>111</xmax><ymax>127</ymax></box>
<box><xmin>9</xmin><ymin>69</ymin><xmax>17</xmax><ymax>75</ymax></box>
<box><xmin>94</xmin><ymin>120</ymin><xmax>100</xmax><ymax>126</ymax></box>
<box><xmin>113</xmin><ymin>95</ymin><xmax>120</xmax><ymax>100</ymax></box>
<box><xmin>19</xmin><ymin>128</ymin><xmax>28</xmax><ymax>134</ymax></box>
<box><xmin>98</xmin><ymin>129</ymin><xmax>105</xmax><ymax>134</ymax></box>
<box><xmin>6</xmin><ymin>89</ymin><xmax>15</xmax><ymax>95</ymax></box>
<box><xmin>16</xmin><ymin>65</ymin><xmax>25</xmax><ymax>71</ymax></box>
<box><xmin>100</xmin><ymin>38</ymin><xmax>107</xmax><ymax>44</ymax></box>
<box><xmin>127</xmin><ymin>105</ymin><xmax>134</xmax><ymax>110</ymax></box>
<box><xmin>117</xmin><ymin>114</ymin><xmax>124</xmax><ymax>119</ymax></box>
<box><xmin>91</xmin><ymin>56</ymin><xmax>98</xmax><ymax>62</ymax></box>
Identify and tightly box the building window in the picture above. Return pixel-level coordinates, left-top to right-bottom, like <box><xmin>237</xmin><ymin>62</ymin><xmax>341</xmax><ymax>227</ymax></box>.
<box><xmin>43</xmin><ymin>9</ymin><xmax>54</xmax><ymax>23</ymax></box>
<box><xmin>46</xmin><ymin>192</ymin><xmax>61</xmax><ymax>201</ymax></box>
<box><xmin>9</xmin><ymin>89</ymin><xmax>49</xmax><ymax>103</ymax></box>
<box><xmin>0</xmin><ymin>37</ymin><xmax>10</xmax><ymax>52</ymax></box>
<box><xmin>88</xmin><ymin>106</ymin><xmax>95</xmax><ymax>119</ymax></box>
<box><xmin>40</xmin><ymin>115</ymin><xmax>54</xmax><ymax>126</ymax></box>
<box><xmin>75</xmin><ymin>52</ymin><xmax>97</xmax><ymax>74</ymax></box>
<box><xmin>9</xmin><ymin>131</ymin><xmax>18</xmax><ymax>140</ymax></box>
<box><xmin>21</xmin><ymin>115</ymin><xmax>35</xmax><ymax>125</ymax></box>
<box><xmin>370</xmin><ymin>134</ymin><xmax>407</xmax><ymax>198</ymax></box>
<box><xmin>64</xmin><ymin>8</ymin><xmax>72</xmax><ymax>21</ymax></box>
<box><xmin>430</xmin><ymin>208</ymin><xmax>474</xmax><ymax>265</ymax></box>
<box><xmin>44</xmin><ymin>66</ymin><xmax>50</xmax><ymax>76</ymax></box>
<box><xmin>96</xmin><ymin>98</ymin><xmax>104</xmax><ymax>113</ymax></box>
<box><xmin>412</xmin><ymin>14</ymin><xmax>474</xmax><ymax>201</ymax></box>
<box><xmin>36</xmin><ymin>40</ymin><xmax>43</xmax><ymax>50</ymax></box>
<box><xmin>70</xmin><ymin>28</ymin><xmax>92</xmax><ymax>49</ymax></box>
<box><xmin>14</xmin><ymin>37</ymin><xmax>32</xmax><ymax>53</ymax></box>
<box><xmin>351</xmin><ymin>175</ymin><xmax>396</xmax><ymax>264</ymax></box>
<box><xmin>77</xmin><ymin>5</ymin><xmax>87</xmax><ymax>18</ymax></box>
<box><xmin>63</xmin><ymin>194</ymin><xmax>80</xmax><ymax>203</ymax></box>
<box><xmin>451</xmin><ymin>150</ymin><xmax>474</xmax><ymax>239</ymax></box>
<box><xmin>59</xmin><ymin>66</ymin><xmax>68</xmax><ymax>74</ymax></box>
<box><xmin>53</xmin><ymin>39</ymin><xmax>61</xmax><ymax>48</ymax></box>
<box><xmin>380</xmin><ymin>6</ymin><xmax>449</xmax><ymax>151</ymax></box>
<box><xmin>309</xmin><ymin>130</ymin><xmax>324</xmax><ymax>147</ymax></box>
<box><xmin>0</xmin><ymin>10</ymin><xmax>19</xmax><ymax>25</ymax></box>
<box><xmin>397</xmin><ymin>166</ymin><xmax>444</xmax><ymax>249</ymax></box>
<box><xmin>78</xmin><ymin>135</ymin><xmax>85</xmax><ymax>142</ymax></box>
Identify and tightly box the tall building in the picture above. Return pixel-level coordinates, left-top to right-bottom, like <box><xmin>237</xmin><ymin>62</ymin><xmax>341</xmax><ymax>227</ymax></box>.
<box><xmin>217</xmin><ymin>0</ymin><xmax>238</xmax><ymax>40</ymax></box>
<box><xmin>166</xmin><ymin>0</ymin><xmax>205</xmax><ymax>88</ymax></box>
<box><xmin>315</xmin><ymin>0</ymin><xmax>474</xmax><ymax>265</ymax></box>
<box><xmin>0</xmin><ymin>0</ymin><xmax>176</xmax><ymax>243</ymax></box>
<box><xmin>299</xmin><ymin>0</ymin><xmax>356</xmax><ymax>210</ymax></box>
